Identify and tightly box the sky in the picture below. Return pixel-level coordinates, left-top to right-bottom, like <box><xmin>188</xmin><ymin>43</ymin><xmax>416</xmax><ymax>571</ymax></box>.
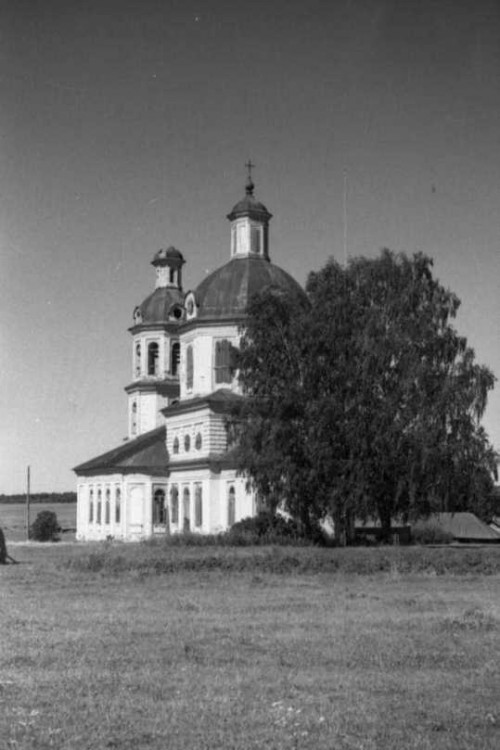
<box><xmin>1</xmin><ymin>0</ymin><xmax>499</xmax><ymax>493</ymax></box>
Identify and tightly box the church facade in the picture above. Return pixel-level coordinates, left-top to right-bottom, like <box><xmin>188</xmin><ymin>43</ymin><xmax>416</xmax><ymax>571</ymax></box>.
<box><xmin>74</xmin><ymin>177</ymin><xmax>304</xmax><ymax>540</ymax></box>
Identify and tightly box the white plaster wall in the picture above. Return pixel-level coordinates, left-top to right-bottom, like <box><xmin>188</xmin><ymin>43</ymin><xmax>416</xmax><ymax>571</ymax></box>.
<box><xmin>180</xmin><ymin>324</ymin><xmax>240</xmax><ymax>400</ymax></box>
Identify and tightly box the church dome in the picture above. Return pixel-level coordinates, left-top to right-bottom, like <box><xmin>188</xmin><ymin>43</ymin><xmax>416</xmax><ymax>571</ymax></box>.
<box><xmin>135</xmin><ymin>287</ymin><xmax>185</xmax><ymax>325</ymax></box>
<box><xmin>193</xmin><ymin>255</ymin><xmax>305</xmax><ymax>321</ymax></box>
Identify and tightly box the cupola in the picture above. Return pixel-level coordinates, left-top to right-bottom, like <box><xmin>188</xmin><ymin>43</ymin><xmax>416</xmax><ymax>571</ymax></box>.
<box><xmin>152</xmin><ymin>246</ymin><xmax>185</xmax><ymax>289</ymax></box>
<box><xmin>226</xmin><ymin>164</ymin><xmax>272</xmax><ymax>260</ymax></box>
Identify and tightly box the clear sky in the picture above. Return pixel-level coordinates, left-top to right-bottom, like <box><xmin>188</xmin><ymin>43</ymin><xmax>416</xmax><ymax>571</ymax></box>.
<box><xmin>1</xmin><ymin>0</ymin><xmax>499</xmax><ymax>493</ymax></box>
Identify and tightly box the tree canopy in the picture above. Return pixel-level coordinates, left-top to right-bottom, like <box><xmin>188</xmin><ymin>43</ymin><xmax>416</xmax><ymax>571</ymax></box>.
<box><xmin>233</xmin><ymin>250</ymin><xmax>497</xmax><ymax>543</ymax></box>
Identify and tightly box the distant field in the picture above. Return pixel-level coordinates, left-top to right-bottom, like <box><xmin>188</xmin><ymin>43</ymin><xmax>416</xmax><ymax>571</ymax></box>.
<box><xmin>0</xmin><ymin>502</ymin><xmax>76</xmax><ymax>542</ymax></box>
<box><xmin>1</xmin><ymin>543</ymin><xmax>500</xmax><ymax>749</ymax></box>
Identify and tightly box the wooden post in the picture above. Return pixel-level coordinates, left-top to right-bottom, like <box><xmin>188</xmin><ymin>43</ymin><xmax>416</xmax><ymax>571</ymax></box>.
<box><xmin>26</xmin><ymin>465</ymin><xmax>30</xmax><ymax>540</ymax></box>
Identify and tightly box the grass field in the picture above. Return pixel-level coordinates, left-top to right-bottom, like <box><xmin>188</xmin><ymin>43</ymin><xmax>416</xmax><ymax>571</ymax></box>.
<box><xmin>0</xmin><ymin>503</ymin><xmax>76</xmax><ymax>542</ymax></box>
<box><xmin>1</xmin><ymin>543</ymin><xmax>500</xmax><ymax>749</ymax></box>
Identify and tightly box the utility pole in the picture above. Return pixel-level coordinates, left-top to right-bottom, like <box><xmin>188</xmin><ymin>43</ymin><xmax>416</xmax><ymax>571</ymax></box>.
<box><xmin>26</xmin><ymin>465</ymin><xmax>30</xmax><ymax>540</ymax></box>
<box><xmin>343</xmin><ymin>169</ymin><xmax>348</xmax><ymax>267</ymax></box>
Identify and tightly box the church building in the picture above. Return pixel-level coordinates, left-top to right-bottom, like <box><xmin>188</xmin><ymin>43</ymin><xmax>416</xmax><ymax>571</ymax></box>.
<box><xmin>74</xmin><ymin>174</ymin><xmax>304</xmax><ymax>540</ymax></box>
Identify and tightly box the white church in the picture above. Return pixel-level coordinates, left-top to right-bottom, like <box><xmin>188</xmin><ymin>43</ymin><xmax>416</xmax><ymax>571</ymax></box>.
<box><xmin>74</xmin><ymin>174</ymin><xmax>304</xmax><ymax>541</ymax></box>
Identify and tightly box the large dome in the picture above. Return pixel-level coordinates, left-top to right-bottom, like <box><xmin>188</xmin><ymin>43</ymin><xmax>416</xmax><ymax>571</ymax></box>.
<box><xmin>136</xmin><ymin>287</ymin><xmax>185</xmax><ymax>324</ymax></box>
<box><xmin>193</xmin><ymin>255</ymin><xmax>305</xmax><ymax>321</ymax></box>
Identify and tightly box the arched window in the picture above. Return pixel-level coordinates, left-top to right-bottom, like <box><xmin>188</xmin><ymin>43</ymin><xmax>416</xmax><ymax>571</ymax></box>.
<box><xmin>115</xmin><ymin>488</ymin><xmax>121</xmax><ymax>524</ymax></box>
<box><xmin>135</xmin><ymin>342</ymin><xmax>141</xmax><ymax>377</ymax></box>
<box><xmin>131</xmin><ymin>402</ymin><xmax>137</xmax><ymax>436</ymax></box>
<box><xmin>153</xmin><ymin>488</ymin><xmax>166</xmax><ymax>525</ymax></box>
<box><xmin>215</xmin><ymin>340</ymin><xmax>233</xmax><ymax>384</ymax></box>
<box><xmin>184</xmin><ymin>434</ymin><xmax>191</xmax><ymax>452</ymax></box>
<box><xmin>148</xmin><ymin>342</ymin><xmax>159</xmax><ymax>376</ymax></box>
<box><xmin>183</xmin><ymin>487</ymin><xmax>190</xmax><ymax>532</ymax></box>
<box><xmin>97</xmin><ymin>489</ymin><xmax>102</xmax><ymax>525</ymax></box>
<box><xmin>171</xmin><ymin>342</ymin><xmax>180</xmax><ymax>376</ymax></box>
<box><xmin>194</xmin><ymin>484</ymin><xmax>202</xmax><ymax>528</ymax></box>
<box><xmin>195</xmin><ymin>432</ymin><xmax>202</xmax><ymax>450</ymax></box>
<box><xmin>186</xmin><ymin>345</ymin><xmax>194</xmax><ymax>389</ymax></box>
<box><xmin>173</xmin><ymin>436</ymin><xmax>179</xmax><ymax>454</ymax></box>
<box><xmin>105</xmin><ymin>488</ymin><xmax>111</xmax><ymax>524</ymax></box>
<box><xmin>170</xmin><ymin>485</ymin><xmax>179</xmax><ymax>524</ymax></box>
<box><xmin>227</xmin><ymin>485</ymin><xmax>236</xmax><ymax>527</ymax></box>
<box><xmin>169</xmin><ymin>268</ymin><xmax>175</xmax><ymax>284</ymax></box>
<box><xmin>89</xmin><ymin>488</ymin><xmax>94</xmax><ymax>523</ymax></box>
<box><xmin>251</xmin><ymin>225</ymin><xmax>261</xmax><ymax>254</ymax></box>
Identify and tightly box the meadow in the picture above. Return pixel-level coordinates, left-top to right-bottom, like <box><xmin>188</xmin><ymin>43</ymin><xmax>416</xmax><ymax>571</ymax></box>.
<box><xmin>1</xmin><ymin>542</ymin><xmax>500</xmax><ymax>749</ymax></box>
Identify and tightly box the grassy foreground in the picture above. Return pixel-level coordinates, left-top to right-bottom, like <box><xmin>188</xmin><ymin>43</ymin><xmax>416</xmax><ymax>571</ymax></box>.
<box><xmin>1</xmin><ymin>544</ymin><xmax>500</xmax><ymax>749</ymax></box>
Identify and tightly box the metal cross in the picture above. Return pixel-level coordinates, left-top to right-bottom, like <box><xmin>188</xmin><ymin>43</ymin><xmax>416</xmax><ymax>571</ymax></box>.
<box><xmin>245</xmin><ymin>160</ymin><xmax>255</xmax><ymax>181</ymax></box>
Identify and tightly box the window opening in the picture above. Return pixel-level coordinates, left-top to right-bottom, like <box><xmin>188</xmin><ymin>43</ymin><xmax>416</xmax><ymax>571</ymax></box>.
<box><xmin>115</xmin><ymin>488</ymin><xmax>121</xmax><ymax>524</ymax></box>
<box><xmin>97</xmin><ymin>489</ymin><xmax>102</xmax><ymax>525</ymax></box>
<box><xmin>170</xmin><ymin>486</ymin><xmax>179</xmax><ymax>524</ymax></box>
<box><xmin>227</xmin><ymin>486</ymin><xmax>236</xmax><ymax>527</ymax></box>
<box><xmin>173</xmin><ymin>436</ymin><xmax>179</xmax><ymax>455</ymax></box>
<box><xmin>184</xmin><ymin>434</ymin><xmax>191</xmax><ymax>452</ymax></box>
<box><xmin>195</xmin><ymin>484</ymin><xmax>202</xmax><ymax>528</ymax></box>
<box><xmin>195</xmin><ymin>432</ymin><xmax>202</xmax><ymax>450</ymax></box>
<box><xmin>183</xmin><ymin>487</ymin><xmax>190</xmax><ymax>532</ymax></box>
<box><xmin>186</xmin><ymin>345</ymin><xmax>193</xmax><ymax>389</ymax></box>
<box><xmin>215</xmin><ymin>339</ymin><xmax>233</xmax><ymax>384</ymax></box>
<box><xmin>171</xmin><ymin>342</ymin><xmax>180</xmax><ymax>376</ymax></box>
<box><xmin>105</xmin><ymin>488</ymin><xmax>110</xmax><ymax>524</ymax></box>
<box><xmin>148</xmin><ymin>342</ymin><xmax>159</xmax><ymax>376</ymax></box>
<box><xmin>89</xmin><ymin>489</ymin><xmax>94</xmax><ymax>523</ymax></box>
<box><xmin>153</xmin><ymin>488</ymin><xmax>166</xmax><ymax>525</ymax></box>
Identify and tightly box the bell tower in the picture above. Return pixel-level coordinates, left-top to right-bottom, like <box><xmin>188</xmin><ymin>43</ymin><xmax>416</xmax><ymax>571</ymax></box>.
<box><xmin>227</xmin><ymin>162</ymin><xmax>272</xmax><ymax>260</ymax></box>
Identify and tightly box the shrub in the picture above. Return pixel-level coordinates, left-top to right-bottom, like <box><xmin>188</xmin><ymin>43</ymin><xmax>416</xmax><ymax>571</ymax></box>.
<box><xmin>411</xmin><ymin>520</ymin><xmax>454</xmax><ymax>545</ymax></box>
<box><xmin>30</xmin><ymin>510</ymin><xmax>60</xmax><ymax>542</ymax></box>
<box><xmin>227</xmin><ymin>512</ymin><xmax>325</xmax><ymax>546</ymax></box>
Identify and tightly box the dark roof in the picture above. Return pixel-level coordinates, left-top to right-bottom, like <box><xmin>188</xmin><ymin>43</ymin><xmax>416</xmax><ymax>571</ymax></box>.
<box><xmin>433</xmin><ymin>512</ymin><xmax>500</xmax><ymax>542</ymax></box>
<box><xmin>152</xmin><ymin>246</ymin><xmax>185</xmax><ymax>266</ymax></box>
<box><xmin>227</xmin><ymin>181</ymin><xmax>272</xmax><ymax>222</ymax></box>
<box><xmin>74</xmin><ymin>426</ymin><xmax>168</xmax><ymax>476</ymax></box>
<box><xmin>137</xmin><ymin>286</ymin><xmax>185</xmax><ymax>324</ymax></box>
<box><xmin>163</xmin><ymin>388</ymin><xmax>243</xmax><ymax>416</ymax></box>
<box><xmin>194</xmin><ymin>255</ymin><xmax>305</xmax><ymax>321</ymax></box>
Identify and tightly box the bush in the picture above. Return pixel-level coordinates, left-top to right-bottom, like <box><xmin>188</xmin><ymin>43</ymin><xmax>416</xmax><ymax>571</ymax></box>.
<box><xmin>411</xmin><ymin>520</ymin><xmax>454</xmax><ymax>545</ymax></box>
<box><xmin>227</xmin><ymin>512</ymin><xmax>325</xmax><ymax>546</ymax></box>
<box><xmin>30</xmin><ymin>510</ymin><xmax>60</xmax><ymax>542</ymax></box>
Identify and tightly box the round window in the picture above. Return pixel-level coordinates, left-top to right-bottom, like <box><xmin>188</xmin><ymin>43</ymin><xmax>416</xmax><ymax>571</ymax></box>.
<box><xmin>184</xmin><ymin>434</ymin><xmax>191</xmax><ymax>452</ymax></box>
<box><xmin>195</xmin><ymin>432</ymin><xmax>202</xmax><ymax>450</ymax></box>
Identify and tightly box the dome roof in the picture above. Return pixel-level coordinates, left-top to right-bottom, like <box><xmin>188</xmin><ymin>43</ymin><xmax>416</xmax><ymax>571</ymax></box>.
<box><xmin>136</xmin><ymin>287</ymin><xmax>185</xmax><ymax>325</ymax></box>
<box><xmin>194</xmin><ymin>256</ymin><xmax>305</xmax><ymax>321</ymax></box>
<box><xmin>152</xmin><ymin>246</ymin><xmax>185</xmax><ymax>266</ymax></box>
<box><xmin>227</xmin><ymin>181</ymin><xmax>272</xmax><ymax>222</ymax></box>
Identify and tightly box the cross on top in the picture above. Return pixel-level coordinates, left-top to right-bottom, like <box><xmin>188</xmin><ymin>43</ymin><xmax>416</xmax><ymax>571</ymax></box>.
<box><xmin>245</xmin><ymin>160</ymin><xmax>255</xmax><ymax>181</ymax></box>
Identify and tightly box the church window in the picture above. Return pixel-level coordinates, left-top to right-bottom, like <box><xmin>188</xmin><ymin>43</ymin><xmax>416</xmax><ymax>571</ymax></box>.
<box><xmin>97</xmin><ymin>489</ymin><xmax>102</xmax><ymax>525</ymax></box>
<box><xmin>89</xmin><ymin>488</ymin><xmax>94</xmax><ymax>523</ymax></box>
<box><xmin>153</xmin><ymin>488</ymin><xmax>166</xmax><ymax>525</ymax></box>
<box><xmin>169</xmin><ymin>268</ymin><xmax>175</xmax><ymax>284</ymax></box>
<box><xmin>170</xmin><ymin>485</ymin><xmax>179</xmax><ymax>524</ymax></box>
<box><xmin>227</xmin><ymin>486</ymin><xmax>236</xmax><ymax>527</ymax></box>
<box><xmin>194</xmin><ymin>484</ymin><xmax>202</xmax><ymax>527</ymax></box>
<box><xmin>115</xmin><ymin>488</ymin><xmax>121</xmax><ymax>523</ymax></box>
<box><xmin>135</xmin><ymin>342</ymin><xmax>141</xmax><ymax>377</ymax></box>
<box><xmin>148</xmin><ymin>342</ymin><xmax>159</xmax><ymax>376</ymax></box>
<box><xmin>184</xmin><ymin>434</ymin><xmax>191</xmax><ymax>452</ymax></box>
<box><xmin>215</xmin><ymin>340</ymin><xmax>233</xmax><ymax>384</ymax></box>
<box><xmin>173</xmin><ymin>436</ymin><xmax>179</xmax><ymax>454</ymax></box>
<box><xmin>171</xmin><ymin>342</ymin><xmax>180</xmax><ymax>376</ymax></box>
<box><xmin>251</xmin><ymin>226</ymin><xmax>261</xmax><ymax>254</ymax></box>
<box><xmin>195</xmin><ymin>432</ymin><xmax>202</xmax><ymax>450</ymax></box>
<box><xmin>183</xmin><ymin>487</ymin><xmax>190</xmax><ymax>532</ymax></box>
<box><xmin>186</xmin><ymin>345</ymin><xmax>193</xmax><ymax>389</ymax></box>
<box><xmin>105</xmin><ymin>488</ymin><xmax>111</xmax><ymax>524</ymax></box>
<box><xmin>131</xmin><ymin>402</ymin><xmax>137</xmax><ymax>436</ymax></box>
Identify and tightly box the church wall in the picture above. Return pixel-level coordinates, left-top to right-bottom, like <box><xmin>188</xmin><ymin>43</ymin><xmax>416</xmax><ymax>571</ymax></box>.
<box><xmin>180</xmin><ymin>324</ymin><xmax>240</xmax><ymax>400</ymax></box>
<box><xmin>166</xmin><ymin>406</ymin><xmax>230</xmax><ymax>459</ymax></box>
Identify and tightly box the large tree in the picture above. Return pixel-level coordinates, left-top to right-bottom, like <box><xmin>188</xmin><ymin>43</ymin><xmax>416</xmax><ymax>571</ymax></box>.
<box><xmin>234</xmin><ymin>250</ymin><xmax>496</xmax><ymax>543</ymax></box>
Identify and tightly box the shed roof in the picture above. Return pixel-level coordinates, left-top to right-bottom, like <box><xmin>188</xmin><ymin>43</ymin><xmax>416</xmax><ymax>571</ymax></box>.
<box><xmin>73</xmin><ymin>426</ymin><xmax>168</xmax><ymax>476</ymax></box>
